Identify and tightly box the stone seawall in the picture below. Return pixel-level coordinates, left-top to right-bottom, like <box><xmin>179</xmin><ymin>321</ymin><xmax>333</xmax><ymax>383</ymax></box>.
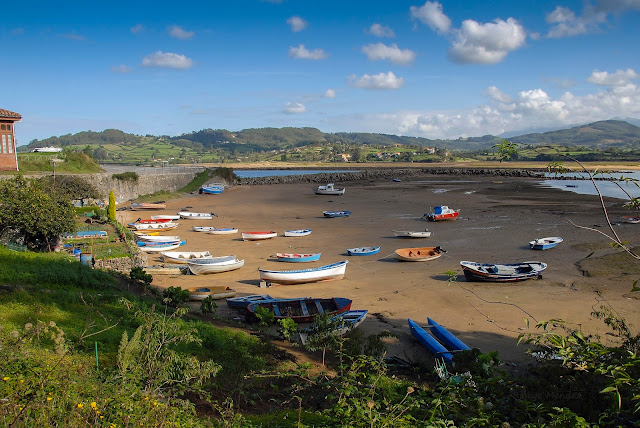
<box><xmin>94</xmin><ymin>253</ymin><xmax>147</xmax><ymax>274</ymax></box>
<box><xmin>235</xmin><ymin>167</ymin><xmax>546</xmax><ymax>186</ymax></box>
<box><xmin>84</xmin><ymin>172</ymin><xmax>199</xmax><ymax>204</ymax></box>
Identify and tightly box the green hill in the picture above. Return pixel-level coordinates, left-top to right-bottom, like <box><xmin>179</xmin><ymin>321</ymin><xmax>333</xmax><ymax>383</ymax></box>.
<box><xmin>510</xmin><ymin>120</ymin><xmax>640</xmax><ymax>147</ymax></box>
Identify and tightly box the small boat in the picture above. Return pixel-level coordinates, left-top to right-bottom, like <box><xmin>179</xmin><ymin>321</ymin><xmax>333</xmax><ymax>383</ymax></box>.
<box><xmin>209</xmin><ymin>228</ymin><xmax>238</xmax><ymax>235</ymax></box>
<box><xmin>136</xmin><ymin>239</ymin><xmax>184</xmax><ymax>248</ymax></box>
<box><xmin>323</xmin><ymin>211</ymin><xmax>351</xmax><ymax>218</ymax></box>
<box><xmin>347</xmin><ymin>246</ymin><xmax>381</xmax><ymax>256</ymax></box>
<box><xmin>408</xmin><ymin>318</ymin><xmax>453</xmax><ymax>362</ymax></box>
<box><xmin>136</xmin><ymin>234</ymin><xmax>181</xmax><ymax>243</ymax></box>
<box><xmin>424</xmin><ymin>205</ymin><xmax>460</xmax><ymax>221</ymax></box>
<box><xmin>161</xmin><ymin>251</ymin><xmax>213</xmax><ymax>264</ymax></box>
<box><xmin>192</xmin><ymin>226</ymin><xmax>217</xmax><ymax>232</ymax></box>
<box><xmin>275</xmin><ymin>252</ymin><xmax>322</xmax><ymax>263</ymax></box>
<box><xmin>133</xmin><ymin>230</ymin><xmax>159</xmax><ymax>236</ymax></box>
<box><xmin>246</xmin><ymin>297</ymin><xmax>352</xmax><ymax>323</ymax></box>
<box><xmin>179</xmin><ymin>211</ymin><xmax>216</xmax><ymax>220</ymax></box>
<box><xmin>623</xmin><ymin>216</ymin><xmax>640</xmax><ymax>224</ymax></box>
<box><xmin>137</xmin><ymin>241</ymin><xmax>183</xmax><ymax>253</ymax></box>
<box><xmin>187</xmin><ymin>286</ymin><xmax>236</xmax><ymax>301</ymax></box>
<box><xmin>392</xmin><ymin>179</ymin><xmax>402</xmax><ymax>182</ymax></box>
<box><xmin>132</xmin><ymin>218</ymin><xmax>172</xmax><ymax>224</ymax></box>
<box><xmin>142</xmin><ymin>266</ymin><xmax>186</xmax><ymax>275</ymax></box>
<box><xmin>130</xmin><ymin>202</ymin><xmax>166</xmax><ymax>211</ymax></box>
<box><xmin>529</xmin><ymin>237</ymin><xmax>563</xmax><ymax>250</ymax></box>
<box><xmin>186</xmin><ymin>256</ymin><xmax>245</xmax><ymax>275</ymax></box>
<box><xmin>427</xmin><ymin>317</ymin><xmax>470</xmax><ymax>352</ymax></box>
<box><xmin>226</xmin><ymin>294</ymin><xmax>277</xmax><ymax>311</ymax></box>
<box><xmin>258</xmin><ymin>260</ymin><xmax>348</xmax><ymax>285</ymax></box>
<box><xmin>131</xmin><ymin>222</ymin><xmax>179</xmax><ymax>232</ymax></box>
<box><xmin>242</xmin><ymin>231</ymin><xmax>278</xmax><ymax>241</ymax></box>
<box><xmin>460</xmin><ymin>260</ymin><xmax>547</xmax><ymax>282</ymax></box>
<box><xmin>299</xmin><ymin>309</ymin><xmax>368</xmax><ymax>344</ymax></box>
<box><xmin>284</xmin><ymin>229</ymin><xmax>312</xmax><ymax>237</ymax></box>
<box><xmin>64</xmin><ymin>231</ymin><xmax>108</xmax><ymax>239</ymax></box>
<box><xmin>393</xmin><ymin>229</ymin><xmax>432</xmax><ymax>238</ymax></box>
<box><xmin>314</xmin><ymin>183</ymin><xmax>345</xmax><ymax>195</ymax></box>
<box><xmin>200</xmin><ymin>185</ymin><xmax>224</xmax><ymax>195</ymax></box>
<box><xmin>150</xmin><ymin>215</ymin><xmax>180</xmax><ymax>221</ymax></box>
<box><xmin>395</xmin><ymin>246</ymin><xmax>445</xmax><ymax>262</ymax></box>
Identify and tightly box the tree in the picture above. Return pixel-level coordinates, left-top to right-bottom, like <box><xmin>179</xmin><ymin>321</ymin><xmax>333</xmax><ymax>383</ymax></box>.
<box><xmin>108</xmin><ymin>190</ymin><xmax>116</xmax><ymax>221</ymax></box>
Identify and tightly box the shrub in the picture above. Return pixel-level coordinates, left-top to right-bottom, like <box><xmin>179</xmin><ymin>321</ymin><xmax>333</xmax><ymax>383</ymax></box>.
<box><xmin>111</xmin><ymin>172</ymin><xmax>139</xmax><ymax>182</ymax></box>
<box><xmin>108</xmin><ymin>190</ymin><xmax>116</xmax><ymax>221</ymax></box>
<box><xmin>200</xmin><ymin>296</ymin><xmax>217</xmax><ymax>314</ymax></box>
<box><xmin>162</xmin><ymin>286</ymin><xmax>190</xmax><ymax>306</ymax></box>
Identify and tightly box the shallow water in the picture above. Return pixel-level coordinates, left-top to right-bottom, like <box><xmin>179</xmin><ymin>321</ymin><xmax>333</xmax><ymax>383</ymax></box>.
<box><xmin>538</xmin><ymin>171</ymin><xmax>640</xmax><ymax>200</ymax></box>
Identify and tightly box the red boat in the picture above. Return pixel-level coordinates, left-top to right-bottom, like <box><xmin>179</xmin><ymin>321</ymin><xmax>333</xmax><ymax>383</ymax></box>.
<box><xmin>424</xmin><ymin>205</ymin><xmax>460</xmax><ymax>221</ymax></box>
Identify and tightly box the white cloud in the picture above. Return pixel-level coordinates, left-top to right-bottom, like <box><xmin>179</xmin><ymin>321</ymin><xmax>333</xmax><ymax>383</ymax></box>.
<box><xmin>130</xmin><ymin>24</ymin><xmax>144</xmax><ymax>34</ymax></box>
<box><xmin>287</xmin><ymin>16</ymin><xmax>308</xmax><ymax>32</ymax></box>
<box><xmin>448</xmin><ymin>18</ymin><xmax>526</xmax><ymax>64</ymax></box>
<box><xmin>168</xmin><ymin>25</ymin><xmax>195</xmax><ymax>40</ymax></box>
<box><xmin>544</xmin><ymin>4</ymin><xmax>612</xmax><ymax>38</ymax></box>
<box><xmin>324</xmin><ymin>89</ymin><xmax>336</xmax><ymax>98</ymax></box>
<box><xmin>410</xmin><ymin>1</ymin><xmax>451</xmax><ymax>34</ymax></box>
<box><xmin>141</xmin><ymin>51</ymin><xmax>193</xmax><ymax>69</ymax></box>
<box><xmin>485</xmin><ymin>86</ymin><xmax>511</xmax><ymax>103</ymax></box>
<box><xmin>283</xmin><ymin>102</ymin><xmax>306</xmax><ymax>114</ymax></box>
<box><xmin>362</xmin><ymin>43</ymin><xmax>416</xmax><ymax>65</ymax></box>
<box><xmin>368</xmin><ymin>23</ymin><xmax>395</xmax><ymax>38</ymax></box>
<box><xmin>111</xmin><ymin>64</ymin><xmax>133</xmax><ymax>73</ymax></box>
<box><xmin>587</xmin><ymin>68</ymin><xmax>639</xmax><ymax>86</ymax></box>
<box><xmin>288</xmin><ymin>44</ymin><xmax>328</xmax><ymax>60</ymax></box>
<box><xmin>348</xmin><ymin>71</ymin><xmax>404</xmax><ymax>90</ymax></box>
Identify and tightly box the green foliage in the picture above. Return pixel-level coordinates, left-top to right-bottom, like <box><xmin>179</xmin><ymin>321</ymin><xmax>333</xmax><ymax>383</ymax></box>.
<box><xmin>162</xmin><ymin>286</ymin><xmax>190</xmax><ymax>306</ymax></box>
<box><xmin>107</xmin><ymin>190</ymin><xmax>116</xmax><ymax>221</ymax></box>
<box><xmin>36</xmin><ymin>175</ymin><xmax>101</xmax><ymax>201</ymax></box>
<box><xmin>200</xmin><ymin>296</ymin><xmax>217</xmax><ymax>314</ymax></box>
<box><xmin>303</xmin><ymin>312</ymin><xmax>346</xmax><ymax>366</ymax></box>
<box><xmin>492</xmin><ymin>139</ymin><xmax>520</xmax><ymax>162</ymax></box>
<box><xmin>277</xmin><ymin>318</ymin><xmax>297</xmax><ymax>341</ymax></box>
<box><xmin>111</xmin><ymin>171</ymin><xmax>139</xmax><ymax>182</ymax></box>
<box><xmin>211</xmin><ymin>166</ymin><xmax>237</xmax><ymax>182</ymax></box>
<box><xmin>253</xmin><ymin>306</ymin><xmax>275</xmax><ymax>327</ymax></box>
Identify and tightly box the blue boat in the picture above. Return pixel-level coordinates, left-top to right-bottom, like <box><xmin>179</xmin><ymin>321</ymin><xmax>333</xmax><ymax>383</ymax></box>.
<box><xmin>323</xmin><ymin>211</ymin><xmax>351</xmax><ymax>218</ymax></box>
<box><xmin>346</xmin><ymin>246</ymin><xmax>381</xmax><ymax>256</ymax></box>
<box><xmin>226</xmin><ymin>294</ymin><xmax>276</xmax><ymax>311</ymax></box>
<box><xmin>408</xmin><ymin>318</ymin><xmax>453</xmax><ymax>362</ymax></box>
<box><xmin>200</xmin><ymin>185</ymin><xmax>224</xmax><ymax>195</ymax></box>
<box><xmin>427</xmin><ymin>317</ymin><xmax>470</xmax><ymax>352</ymax></box>
<box><xmin>529</xmin><ymin>237</ymin><xmax>563</xmax><ymax>250</ymax></box>
<box><xmin>299</xmin><ymin>309</ymin><xmax>368</xmax><ymax>344</ymax></box>
<box><xmin>65</xmin><ymin>231</ymin><xmax>108</xmax><ymax>239</ymax></box>
<box><xmin>276</xmin><ymin>252</ymin><xmax>321</xmax><ymax>263</ymax></box>
<box><xmin>247</xmin><ymin>297</ymin><xmax>352</xmax><ymax>323</ymax></box>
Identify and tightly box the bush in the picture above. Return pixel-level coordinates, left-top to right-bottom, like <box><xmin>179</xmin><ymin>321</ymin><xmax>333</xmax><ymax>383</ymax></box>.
<box><xmin>162</xmin><ymin>286</ymin><xmax>190</xmax><ymax>306</ymax></box>
<box><xmin>111</xmin><ymin>172</ymin><xmax>139</xmax><ymax>182</ymax></box>
<box><xmin>200</xmin><ymin>296</ymin><xmax>217</xmax><ymax>314</ymax></box>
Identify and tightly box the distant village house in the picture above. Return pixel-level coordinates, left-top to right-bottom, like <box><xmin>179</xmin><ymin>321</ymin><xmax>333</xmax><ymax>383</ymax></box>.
<box><xmin>0</xmin><ymin>108</ymin><xmax>21</xmax><ymax>171</ymax></box>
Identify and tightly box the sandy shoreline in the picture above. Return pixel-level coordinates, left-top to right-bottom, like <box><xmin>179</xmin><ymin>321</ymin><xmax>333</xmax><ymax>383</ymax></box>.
<box><xmin>120</xmin><ymin>173</ymin><xmax>639</xmax><ymax>365</ymax></box>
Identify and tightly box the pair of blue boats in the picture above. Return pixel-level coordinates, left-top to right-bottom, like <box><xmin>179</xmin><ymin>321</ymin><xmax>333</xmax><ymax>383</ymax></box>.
<box><xmin>408</xmin><ymin>317</ymin><xmax>471</xmax><ymax>363</ymax></box>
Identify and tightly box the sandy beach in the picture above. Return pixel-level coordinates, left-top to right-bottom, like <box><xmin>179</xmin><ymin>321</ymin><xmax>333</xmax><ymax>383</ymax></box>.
<box><xmin>120</xmin><ymin>173</ymin><xmax>640</xmax><ymax>365</ymax></box>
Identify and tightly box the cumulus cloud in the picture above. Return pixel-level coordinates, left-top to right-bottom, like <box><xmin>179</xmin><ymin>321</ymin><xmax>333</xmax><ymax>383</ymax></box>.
<box><xmin>283</xmin><ymin>102</ymin><xmax>306</xmax><ymax>114</ymax></box>
<box><xmin>130</xmin><ymin>24</ymin><xmax>144</xmax><ymax>34</ymax></box>
<box><xmin>410</xmin><ymin>1</ymin><xmax>451</xmax><ymax>34</ymax></box>
<box><xmin>324</xmin><ymin>89</ymin><xmax>336</xmax><ymax>98</ymax></box>
<box><xmin>288</xmin><ymin>44</ymin><xmax>328</xmax><ymax>60</ymax></box>
<box><xmin>141</xmin><ymin>51</ymin><xmax>193</xmax><ymax>69</ymax></box>
<box><xmin>111</xmin><ymin>64</ymin><xmax>133</xmax><ymax>73</ymax></box>
<box><xmin>168</xmin><ymin>25</ymin><xmax>195</xmax><ymax>40</ymax></box>
<box><xmin>362</xmin><ymin>43</ymin><xmax>416</xmax><ymax>65</ymax></box>
<box><xmin>348</xmin><ymin>71</ymin><xmax>404</xmax><ymax>90</ymax></box>
<box><xmin>287</xmin><ymin>16</ymin><xmax>308</xmax><ymax>32</ymax></box>
<box><xmin>587</xmin><ymin>68</ymin><xmax>639</xmax><ymax>86</ymax></box>
<box><xmin>485</xmin><ymin>86</ymin><xmax>512</xmax><ymax>103</ymax></box>
<box><xmin>448</xmin><ymin>18</ymin><xmax>526</xmax><ymax>64</ymax></box>
<box><xmin>368</xmin><ymin>23</ymin><xmax>395</xmax><ymax>37</ymax></box>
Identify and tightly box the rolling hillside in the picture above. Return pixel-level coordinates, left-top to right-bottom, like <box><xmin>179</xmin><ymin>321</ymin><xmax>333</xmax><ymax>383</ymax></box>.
<box><xmin>510</xmin><ymin>120</ymin><xmax>640</xmax><ymax>147</ymax></box>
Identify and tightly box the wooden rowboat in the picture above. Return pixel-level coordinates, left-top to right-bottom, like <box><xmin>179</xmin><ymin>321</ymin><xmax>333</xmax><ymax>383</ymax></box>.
<box><xmin>275</xmin><ymin>252</ymin><xmax>321</xmax><ymax>263</ymax></box>
<box><xmin>186</xmin><ymin>256</ymin><xmax>245</xmax><ymax>275</ymax></box>
<box><xmin>393</xmin><ymin>229</ymin><xmax>432</xmax><ymax>238</ymax></box>
<box><xmin>246</xmin><ymin>297</ymin><xmax>352</xmax><ymax>323</ymax></box>
<box><xmin>209</xmin><ymin>228</ymin><xmax>238</xmax><ymax>235</ymax></box>
<box><xmin>161</xmin><ymin>251</ymin><xmax>213</xmax><ymax>264</ymax></box>
<box><xmin>187</xmin><ymin>286</ymin><xmax>236</xmax><ymax>301</ymax></box>
<box><xmin>299</xmin><ymin>309</ymin><xmax>368</xmax><ymax>344</ymax></box>
<box><xmin>529</xmin><ymin>237</ymin><xmax>563</xmax><ymax>250</ymax></box>
<box><xmin>347</xmin><ymin>246</ymin><xmax>381</xmax><ymax>256</ymax></box>
<box><xmin>130</xmin><ymin>202</ymin><xmax>166</xmax><ymax>211</ymax></box>
<box><xmin>242</xmin><ymin>231</ymin><xmax>277</xmax><ymax>241</ymax></box>
<box><xmin>395</xmin><ymin>246</ymin><xmax>445</xmax><ymax>262</ymax></box>
<box><xmin>131</xmin><ymin>222</ymin><xmax>179</xmax><ymax>232</ymax></box>
<box><xmin>460</xmin><ymin>261</ymin><xmax>547</xmax><ymax>282</ymax></box>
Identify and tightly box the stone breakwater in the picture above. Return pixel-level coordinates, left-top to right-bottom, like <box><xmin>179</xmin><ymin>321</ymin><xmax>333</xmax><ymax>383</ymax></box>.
<box><xmin>235</xmin><ymin>167</ymin><xmax>546</xmax><ymax>186</ymax></box>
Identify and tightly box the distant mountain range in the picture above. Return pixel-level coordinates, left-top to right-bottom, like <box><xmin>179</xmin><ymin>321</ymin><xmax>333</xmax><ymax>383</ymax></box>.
<box><xmin>20</xmin><ymin>119</ymin><xmax>640</xmax><ymax>153</ymax></box>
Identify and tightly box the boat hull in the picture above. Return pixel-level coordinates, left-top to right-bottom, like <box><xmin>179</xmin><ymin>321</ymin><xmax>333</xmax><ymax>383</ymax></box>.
<box><xmin>226</xmin><ymin>294</ymin><xmax>276</xmax><ymax>311</ymax></box>
<box><xmin>258</xmin><ymin>260</ymin><xmax>348</xmax><ymax>285</ymax></box>
<box><xmin>284</xmin><ymin>229</ymin><xmax>312</xmax><ymax>237</ymax></box>
<box><xmin>347</xmin><ymin>246</ymin><xmax>381</xmax><ymax>256</ymax></box>
<box><xmin>393</xmin><ymin>230</ymin><xmax>432</xmax><ymax>238</ymax></box>
<box><xmin>130</xmin><ymin>203</ymin><xmax>166</xmax><ymax>211</ymax></box>
<box><xmin>161</xmin><ymin>251</ymin><xmax>213</xmax><ymax>264</ymax></box>
<box><xmin>242</xmin><ymin>231</ymin><xmax>277</xmax><ymax>240</ymax></box>
<box><xmin>529</xmin><ymin>237</ymin><xmax>563</xmax><ymax>250</ymax></box>
<box><xmin>187</xmin><ymin>287</ymin><xmax>236</xmax><ymax>300</ymax></box>
<box><xmin>209</xmin><ymin>228</ymin><xmax>238</xmax><ymax>235</ymax></box>
<box><xmin>408</xmin><ymin>318</ymin><xmax>453</xmax><ymax>362</ymax></box>
<box><xmin>460</xmin><ymin>261</ymin><xmax>547</xmax><ymax>282</ymax></box>
<box><xmin>323</xmin><ymin>211</ymin><xmax>351</xmax><ymax>218</ymax></box>
<box><xmin>179</xmin><ymin>212</ymin><xmax>214</xmax><ymax>220</ymax></box>
<box><xmin>395</xmin><ymin>247</ymin><xmax>444</xmax><ymax>262</ymax></box>
<box><xmin>276</xmin><ymin>253</ymin><xmax>321</xmax><ymax>263</ymax></box>
<box><xmin>187</xmin><ymin>257</ymin><xmax>244</xmax><ymax>275</ymax></box>
<box><xmin>427</xmin><ymin>317</ymin><xmax>470</xmax><ymax>352</ymax></box>
<box><xmin>247</xmin><ymin>297</ymin><xmax>352</xmax><ymax>323</ymax></box>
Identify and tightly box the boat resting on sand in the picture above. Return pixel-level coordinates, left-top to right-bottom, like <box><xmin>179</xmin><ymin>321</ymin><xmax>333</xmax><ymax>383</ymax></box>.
<box><xmin>258</xmin><ymin>260</ymin><xmax>348</xmax><ymax>285</ymax></box>
<box><xmin>150</xmin><ymin>215</ymin><xmax>180</xmax><ymax>221</ymax></box>
<box><xmin>623</xmin><ymin>216</ymin><xmax>640</xmax><ymax>224</ymax></box>
<box><xmin>179</xmin><ymin>211</ymin><xmax>216</xmax><ymax>220</ymax></box>
<box><xmin>200</xmin><ymin>185</ymin><xmax>224</xmax><ymax>195</ymax></box>
<box><xmin>187</xmin><ymin>286</ymin><xmax>236</xmax><ymax>301</ymax></box>
<box><xmin>137</xmin><ymin>241</ymin><xmax>183</xmax><ymax>253</ymax></box>
<box><xmin>393</xmin><ymin>229</ymin><xmax>432</xmax><ymax>238</ymax></box>
<box><xmin>424</xmin><ymin>205</ymin><xmax>460</xmax><ymax>221</ymax></box>
<box><xmin>395</xmin><ymin>246</ymin><xmax>445</xmax><ymax>262</ymax></box>
<box><xmin>242</xmin><ymin>231</ymin><xmax>277</xmax><ymax>241</ymax></box>
<box><xmin>246</xmin><ymin>297</ymin><xmax>352</xmax><ymax>323</ymax></box>
<box><xmin>161</xmin><ymin>251</ymin><xmax>213</xmax><ymax>264</ymax></box>
<box><xmin>347</xmin><ymin>246</ymin><xmax>381</xmax><ymax>256</ymax></box>
<box><xmin>323</xmin><ymin>211</ymin><xmax>351</xmax><ymax>218</ymax></box>
<box><xmin>209</xmin><ymin>228</ymin><xmax>238</xmax><ymax>235</ymax></box>
<box><xmin>408</xmin><ymin>318</ymin><xmax>453</xmax><ymax>363</ymax></box>
<box><xmin>460</xmin><ymin>261</ymin><xmax>547</xmax><ymax>282</ymax></box>
<box><xmin>299</xmin><ymin>309</ymin><xmax>368</xmax><ymax>344</ymax></box>
<box><xmin>313</xmin><ymin>183</ymin><xmax>345</xmax><ymax>196</ymax></box>
<box><xmin>192</xmin><ymin>226</ymin><xmax>217</xmax><ymax>232</ymax></box>
<box><xmin>529</xmin><ymin>237</ymin><xmax>563</xmax><ymax>250</ymax></box>
<box><xmin>276</xmin><ymin>253</ymin><xmax>321</xmax><ymax>263</ymax></box>
<box><xmin>131</xmin><ymin>222</ymin><xmax>179</xmax><ymax>232</ymax></box>
<box><xmin>284</xmin><ymin>229</ymin><xmax>312</xmax><ymax>237</ymax></box>
<box><xmin>133</xmin><ymin>218</ymin><xmax>172</xmax><ymax>224</ymax></box>
<box><xmin>130</xmin><ymin>202</ymin><xmax>166</xmax><ymax>211</ymax></box>
<box><xmin>136</xmin><ymin>234</ymin><xmax>181</xmax><ymax>243</ymax></box>
<box><xmin>427</xmin><ymin>317</ymin><xmax>471</xmax><ymax>353</ymax></box>
<box><xmin>187</xmin><ymin>256</ymin><xmax>245</xmax><ymax>275</ymax></box>
<box><xmin>226</xmin><ymin>294</ymin><xmax>276</xmax><ymax>311</ymax></box>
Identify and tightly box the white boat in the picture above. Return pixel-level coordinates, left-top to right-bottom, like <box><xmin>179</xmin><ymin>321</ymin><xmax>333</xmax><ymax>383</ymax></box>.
<box><xmin>179</xmin><ymin>211</ymin><xmax>216</xmax><ymax>220</ymax></box>
<box><xmin>258</xmin><ymin>260</ymin><xmax>348</xmax><ymax>285</ymax></box>
<box><xmin>284</xmin><ymin>229</ymin><xmax>312</xmax><ymax>237</ymax></box>
<box><xmin>131</xmin><ymin>222</ymin><xmax>179</xmax><ymax>232</ymax></box>
<box><xmin>161</xmin><ymin>251</ymin><xmax>213</xmax><ymax>264</ymax></box>
<box><xmin>137</xmin><ymin>242</ymin><xmax>182</xmax><ymax>252</ymax></box>
<box><xmin>209</xmin><ymin>228</ymin><xmax>238</xmax><ymax>235</ymax></box>
<box><xmin>150</xmin><ymin>215</ymin><xmax>180</xmax><ymax>221</ymax></box>
<box><xmin>187</xmin><ymin>256</ymin><xmax>245</xmax><ymax>275</ymax></box>
<box><xmin>393</xmin><ymin>229</ymin><xmax>432</xmax><ymax>238</ymax></box>
<box><xmin>242</xmin><ymin>231</ymin><xmax>278</xmax><ymax>241</ymax></box>
<box><xmin>192</xmin><ymin>226</ymin><xmax>217</xmax><ymax>232</ymax></box>
<box><xmin>187</xmin><ymin>286</ymin><xmax>236</xmax><ymax>300</ymax></box>
<box><xmin>529</xmin><ymin>237</ymin><xmax>563</xmax><ymax>250</ymax></box>
<box><xmin>314</xmin><ymin>183</ymin><xmax>345</xmax><ymax>195</ymax></box>
<box><xmin>136</xmin><ymin>234</ymin><xmax>181</xmax><ymax>243</ymax></box>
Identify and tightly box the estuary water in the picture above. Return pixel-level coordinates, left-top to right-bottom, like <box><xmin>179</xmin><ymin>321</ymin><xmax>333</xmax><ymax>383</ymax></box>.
<box><xmin>233</xmin><ymin>169</ymin><xmax>358</xmax><ymax>178</ymax></box>
<box><xmin>538</xmin><ymin>171</ymin><xmax>640</xmax><ymax>201</ymax></box>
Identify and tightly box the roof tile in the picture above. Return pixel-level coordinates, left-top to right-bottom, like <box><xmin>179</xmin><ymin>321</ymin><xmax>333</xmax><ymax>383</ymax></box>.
<box><xmin>0</xmin><ymin>108</ymin><xmax>22</xmax><ymax>119</ymax></box>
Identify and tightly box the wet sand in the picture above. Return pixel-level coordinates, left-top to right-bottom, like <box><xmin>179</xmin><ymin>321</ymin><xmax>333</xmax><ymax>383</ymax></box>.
<box><xmin>119</xmin><ymin>174</ymin><xmax>639</xmax><ymax>364</ymax></box>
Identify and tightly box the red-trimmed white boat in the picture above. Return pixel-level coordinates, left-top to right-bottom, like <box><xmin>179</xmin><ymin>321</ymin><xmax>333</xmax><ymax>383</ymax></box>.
<box><xmin>151</xmin><ymin>215</ymin><xmax>180</xmax><ymax>221</ymax></box>
<box><xmin>424</xmin><ymin>206</ymin><xmax>460</xmax><ymax>221</ymax></box>
<box><xmin>623</xmin><ymin>216</ymin><xmax>640</xmax><ymax>224</ymax></box>
<box><xmin>134</xmin><ymin>218</ymin><xmax>172</xmax><ymax>224</ymax></box>
<box><xmin>242</xmin><ymin>231</ymin><xmax>278</xmax><ymax>241</ymax></box>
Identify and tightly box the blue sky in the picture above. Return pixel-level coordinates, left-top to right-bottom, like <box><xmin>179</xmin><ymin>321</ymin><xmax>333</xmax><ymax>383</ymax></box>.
<box><xmin>3</xmin><ymin>0</ymin><xmax>640</xmax><ymax>145</ymax></box>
